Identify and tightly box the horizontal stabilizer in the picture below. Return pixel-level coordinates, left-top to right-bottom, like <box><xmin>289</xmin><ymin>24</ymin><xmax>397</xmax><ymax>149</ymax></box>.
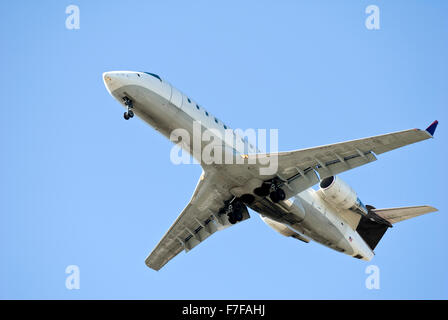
<box><xmin>372</xmin><ymin>205</ymin><xmax>438</xmax><ymax>224</ymax></box>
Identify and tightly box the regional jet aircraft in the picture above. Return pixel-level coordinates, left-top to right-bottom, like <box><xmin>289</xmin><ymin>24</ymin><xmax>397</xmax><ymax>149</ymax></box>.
<box><xmin>103</xmin><ymin>71</ymin><xmax>438</xmax><ymax>271</ymax></box>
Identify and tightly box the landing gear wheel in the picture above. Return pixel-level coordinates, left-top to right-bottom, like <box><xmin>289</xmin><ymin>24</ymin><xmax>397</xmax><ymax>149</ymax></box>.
<box><xmin>227</xmin><ymin>211</ymin><xmax>242</xmax><ymax>224</ymax></box>
<box><xmin>254</xmin><ymin>183</ymin><xmax>271</xmax><ymax>197</ymax></box>
<box><xmin>269</xmin><ymin>191</ymin><xmax>279</xmax><ymax>203</ymax></box>
<box><xmin>226</xmin><ymin>199</ymin><xmax>244</xmax><ymax>224</ymax></box>
<box><xmin>234</xmin><ymin>210</ymin><xmax>243</xmax><ymax>222</ymax></box>
<box><xmin>276</xmin><ymin>188</ymin><xmax>286</xmax><ymax>201</ymax></box>
<box><xmin>122</xmin><ymin>97</ymin><xmax>134</xmax><ymax>120</ymax></box>
<box><xmin>270</xmin><ymin>188</ymin><xmax>285</xmax><ymax>203</ymax></box>
<box><xmin>240</xmin><ymin>194</ymin><xmax>255</xmax><ymax>205</ymax></box>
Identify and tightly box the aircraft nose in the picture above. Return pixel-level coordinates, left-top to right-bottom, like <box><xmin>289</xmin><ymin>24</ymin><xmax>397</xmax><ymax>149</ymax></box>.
<box><xmin>103</xmin><ymin>71</ymin><xmax>126</xmax><ymax>93</ymax></box>
<box><xmin>103</xmin><ymin>70</ymin><xmax>151</xmax><ymax>93</ymax></box>
<box><xmin>102</xmin><ymin>71</ymin><xmax>113</xmax><ymax>82</ymax></box>
<box><xmin>103</xmin><ymin>70</ymin><xmax>172</xmax><ymax>103</ymax></box>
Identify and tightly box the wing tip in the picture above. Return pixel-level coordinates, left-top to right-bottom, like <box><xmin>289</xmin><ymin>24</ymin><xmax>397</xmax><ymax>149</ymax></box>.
<box><xmin>425</xmin><ymin>120</ymin><xmax>439</xmax><ymax>136</ymax></box>
<box><xmin>425</xmin><ymin>205</ymin><xmax>438</xmax><ymax>213</ymax></box>
<box><xmin>145</xmin><ymin>258</ymin><xmax>162</xmax><ymax>271</ymax></box>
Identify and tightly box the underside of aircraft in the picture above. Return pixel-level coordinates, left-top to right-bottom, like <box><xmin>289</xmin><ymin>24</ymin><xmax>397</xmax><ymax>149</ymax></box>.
<box><xmin>103</xmin><ymin>71</ymin><xmax>439</xmax><ymax>271</ymax></box>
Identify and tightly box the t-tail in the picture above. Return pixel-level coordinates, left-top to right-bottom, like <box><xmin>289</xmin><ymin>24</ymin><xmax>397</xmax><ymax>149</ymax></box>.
<box><xmin>356</xmin><ymin>205</ymin><xmax>438</xmax><ymax>250</ymax></box>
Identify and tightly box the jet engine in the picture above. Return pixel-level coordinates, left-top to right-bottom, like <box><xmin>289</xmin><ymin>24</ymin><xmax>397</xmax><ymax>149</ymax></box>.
<box><xmin>317</xmin><ymin>176</ymin><xmax>368</xmax><ymax>216</ymax></box>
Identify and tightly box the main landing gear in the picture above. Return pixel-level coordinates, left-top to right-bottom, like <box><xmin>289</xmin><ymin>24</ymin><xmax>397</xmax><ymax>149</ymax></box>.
<box><xmin>253</xmin><ymin>181</ymin><xmax>286</xmax><ymax>203</ymax></box>
<box><xmin>269</xmin><ymin>187</ymin><xmax>286</xmax><ymax>203</ymax></box>
<box><xmin>123</xmin><ymin>96</ymin><xmax>134</xmax><ymax>120</ymax></box>
<box><xmin>221</xmin><ymin>199</ymin><xmax>245</xmax><ymax>225</ymax></box>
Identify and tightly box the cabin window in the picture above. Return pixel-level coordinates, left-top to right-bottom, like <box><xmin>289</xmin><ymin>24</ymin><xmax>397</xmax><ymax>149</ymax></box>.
<box><xmin>196</xmin><ymin>104</ymin><xmax>200</xmax><ymax>110</ymax></box>
<box><xmin>214</xmin><ymin>118</ymin><xmax>218</xmax><ymax>124</ymax></box>
<box><xmin>205</xmin><ymin>111</ymin><xmax>209</xmax><ymax>116</ymax></box>
<box><xmin>187</xmin><ymin>98</ymin><xmax>191</xmax><ymax>103</ymax></box>
<box><xmin>223</xmin><ymin>125</ymin><xmax>227</xmax><ymax>129</ymax></box>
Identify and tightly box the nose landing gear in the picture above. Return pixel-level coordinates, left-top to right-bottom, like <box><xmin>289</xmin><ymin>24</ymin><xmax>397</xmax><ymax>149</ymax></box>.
<box><xmin>123</xmin><ymin>97</ymin><xmax>134</xmax><ymax>120</ymax></box>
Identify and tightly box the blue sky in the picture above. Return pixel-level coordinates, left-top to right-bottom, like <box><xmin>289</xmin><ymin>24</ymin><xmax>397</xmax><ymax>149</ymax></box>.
<box><xmin>1</xmin><ymin>1</ymin><xmax>447</xmax><ymax>299</ymax></box>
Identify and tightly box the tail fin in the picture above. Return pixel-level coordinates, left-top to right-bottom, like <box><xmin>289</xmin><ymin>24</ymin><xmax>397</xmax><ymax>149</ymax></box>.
<box><xmin>356</xmin><ymin>205</ymin><xmax>437</xmax><ymax>250</ymax></box>
<box><xmin>371</xmin><ymin>205</ymin><xmax>438</xmax><ymax>224</ymax></box>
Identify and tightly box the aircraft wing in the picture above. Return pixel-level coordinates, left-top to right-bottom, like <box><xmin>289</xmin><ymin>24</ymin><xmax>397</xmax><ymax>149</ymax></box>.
<box><xmin>145</xmin><ymin>171</ymin><xmax>250</xmax><ymax>271</ymax></box>
<box><xmin>234</xmin><ymin>121</ymin><xmax>438</xmax><ymax>187</ymax></box>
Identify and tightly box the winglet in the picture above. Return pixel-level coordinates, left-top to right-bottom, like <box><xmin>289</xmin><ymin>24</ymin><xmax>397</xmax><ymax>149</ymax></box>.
<box><xmin>426</xmin><ymin>120</ymin><xmax>438</xmax><ymax>136</ymax></box>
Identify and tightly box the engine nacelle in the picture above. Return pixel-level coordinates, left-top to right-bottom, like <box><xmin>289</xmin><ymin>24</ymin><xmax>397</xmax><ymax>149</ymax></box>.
<box><xmin>317</xmin><ymin>176</ymin><xmax>368</xmax><ymax>216</ymax></box>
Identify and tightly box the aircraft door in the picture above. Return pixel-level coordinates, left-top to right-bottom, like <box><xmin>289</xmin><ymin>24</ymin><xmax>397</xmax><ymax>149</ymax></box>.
<box><xmin>169</xmin><ymin>85</ymin><xmax>183</xmax><ymax>109</ymax></box>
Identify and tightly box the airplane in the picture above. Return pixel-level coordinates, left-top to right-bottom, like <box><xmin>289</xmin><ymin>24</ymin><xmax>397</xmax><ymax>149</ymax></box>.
<box><xmin>103</xmin><ymin>70</ymin><xmax>439</xmax><ymax>271</ymax></box>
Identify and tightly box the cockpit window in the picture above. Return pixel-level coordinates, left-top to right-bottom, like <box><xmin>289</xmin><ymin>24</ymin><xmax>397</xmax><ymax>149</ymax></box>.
<box><xmin>143</xmin><ymin>72</ymin><xmax>162</xmax><ymax>82</ymax></box>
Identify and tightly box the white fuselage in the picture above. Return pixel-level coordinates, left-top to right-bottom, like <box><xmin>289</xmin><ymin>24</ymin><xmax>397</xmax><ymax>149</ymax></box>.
<box><xmin>103</xmin><ymin>71</ymin><xmax>374</xmax><ymax>261</ymax></box>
